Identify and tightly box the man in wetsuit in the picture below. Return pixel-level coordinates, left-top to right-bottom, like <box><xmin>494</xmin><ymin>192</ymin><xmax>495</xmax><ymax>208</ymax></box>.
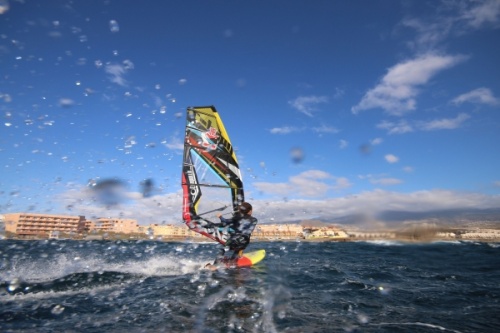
<box><xmin>213</xmin><ymin>202</ymin><xmax>258</xmax><ymax>264</ymax></box>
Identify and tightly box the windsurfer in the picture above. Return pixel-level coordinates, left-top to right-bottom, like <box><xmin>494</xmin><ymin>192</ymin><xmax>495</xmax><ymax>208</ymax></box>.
<box><xmin>209</xmin><ymin>202</ymin><xmax>258</xmax><ymax>267</ymax></box>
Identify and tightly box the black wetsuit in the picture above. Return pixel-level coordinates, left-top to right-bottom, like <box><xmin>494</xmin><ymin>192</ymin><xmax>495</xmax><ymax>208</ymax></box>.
<box><xmin>215</xmin><ymin>213</ymin><xmax>258</xmax><ymax>261</ymax></box>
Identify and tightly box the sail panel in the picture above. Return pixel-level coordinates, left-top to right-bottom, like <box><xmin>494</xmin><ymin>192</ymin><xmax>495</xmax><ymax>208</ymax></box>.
<box><xmin>181</xmin><ymin>106</ymin><xmax>244</xmax><ymax>244</ymax></box>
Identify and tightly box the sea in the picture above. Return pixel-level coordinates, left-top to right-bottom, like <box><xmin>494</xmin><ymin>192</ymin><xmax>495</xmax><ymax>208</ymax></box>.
<box><xmin>1</xmin><ymin>239</ymin><xmax>499</xmax><ymax>333</ymax></box>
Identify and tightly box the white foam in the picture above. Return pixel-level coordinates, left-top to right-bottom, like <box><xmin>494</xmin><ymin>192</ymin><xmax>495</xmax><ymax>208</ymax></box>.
<box><xmin>2</xmin><ymin>252</ymin><xmax>206</xmax><ymax>284</ymax></box>
<box><xmin>363</xmin><ymin>240</ymin><xmax>404</xmax><ymax>246</ymax></box>
<box><xmin>1</xmin><ymin>280</ymin><xmax>130</xmax><ymax>303</ymax></box>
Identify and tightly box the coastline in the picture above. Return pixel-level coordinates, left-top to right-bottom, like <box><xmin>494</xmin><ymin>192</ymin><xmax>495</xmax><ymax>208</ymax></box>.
<box><xmin>2</xmin><ymin>235</ymin><xmax>498</xmax><ymax>244</ymax></box>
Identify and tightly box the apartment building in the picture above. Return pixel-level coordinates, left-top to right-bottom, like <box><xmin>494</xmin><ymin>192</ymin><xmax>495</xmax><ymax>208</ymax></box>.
<box><xmin>151</xmin><ymin>224</ymin><xmax>204</xmax><ymax>239</ymax></box>
<box><xmin>148</xmin><ymin>223</ymin><xmax>305</xmax><ymax>240</ymax></box>
<box><xmin>304</xmin><ymin>225</ymin><xmax>349</xmax><ymax>239</ymax></box>
<box><xmin>2</xmin><ymin>212</ymin><xmax>349</xmax><ymax>241</ymax></box>
<box><xmin>253</xmin><ymin>224</ymin><xmax>304</xmax><ymax>239</ymax></box>
<box><xmin>88</xmin><ymin>218</ymin><xmax>138</xmax><ymax>234</ymax></box>
<box><xmin>3</xmin><ymin>213</ymin><xmax>86</xmax><ymax>239</ymax></box>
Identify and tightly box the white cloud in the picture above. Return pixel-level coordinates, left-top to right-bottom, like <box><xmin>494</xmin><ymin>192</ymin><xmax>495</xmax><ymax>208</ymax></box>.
<box><xmin>370</xmin><ymin>177</ymin><xmax>403</xmax><ymax>186</ymax></box>
<box><xmin>418</xmin><ymin>113</ymin><xmax>470</xmax><ymax>131</ymax></box>
<box><xmin>288</xmin><ymin>95</ymin><xmax>329</xmax><ymax>117</ymax></box>
<box><xmin>254</xmin><ymin>189</ymin><xmax>500</xmax><ymax>224</ymax></box>
<box><xmin>312</xmin><ymin>124</ymin><xmax>339</xmax><ymax>134</ymax></box>
<box><xmin>339</xmin><ymin>139</ymin><xmax>349</xmax><ymax>149</ymax></box>
<box><xmin>333</xmin><ymin>177</ymin><xmax>352</xmax><ymax>191</ymax></box>
<box><xmin>289</xmin><ymin>170</ymin><xmax>332</xmax><ymax>197</ymax></box>
<box><xmin>333</xmin><ymin>87</ymin><xmax>345</xmax><ymax>99</ymax></box>
<box><xmin>377</xmin><ymin>120</ymin><xmax>414</xmax><ymax>134</ymax></box>
<box><xmin>401</xmin><ymin>17</ymin><xmax>454</xmax><ymax>51</ymax></box>
<box><xmin>269</xmin><ymin>126</ymin><xmax>301</xmax><ymax>134</ymax></box>
<box><xmin>59</xmin><ymin>98</ymin><xmax>75</xmax><ymax>107</ymax></box>
<box><xmin>402</xmin><ymin>0</ymin><xmax>500</xmax><ymax>51</ymax></box>
<box><xmin>403</xmin><ymin>166</ymin><xmax>414</xmax><ymax>173</ymax></box>
<box><xmin>162</xmin><ymin>136</ymin><xmax>184</xmax><ymax>151</ymax></box>
<box><xmin>359</xmin><ymin>173</ymin><xmax>402</xmax><ymax>186</ymax></box>
<box><xmin>378</xmin><ymin>113</ymin><xmax>469</xmax><ymax>134</ymax></box>
<box><xmin>57</xmin><ymin>186</ymin><xmax>183</xmax><ymax>225</ymax></box>
<box><xmin>385</xmin><ymin>154</ymin><xmax>399</xmax><ymax>163</ymax></box>
<box><xmin>451</xmin><ymin>87</ymin><xmax>500</xmax><ymax>106</ymax></box>
<box><xmin>352</xmin><ymin>54</ymin><xmax>467</xmax><ymax>115</ymax></box>
<box><xmin>253</xmin><ymin>170</ymin><xmax>351</xmax><ymax>198</ymax></box>
<box><xmin>55</xmin><ymin>185</ymin><xmax>500</xmax><ymax>226</ymax></box>
<box><xmin>370</xmin><ymin>137</ymin><xmax>383</xmax><ymax>145</ymax></box>
<box><xmin>460</xmin><ymin>0</ymin><xmax>500</xmax><ymax>29</ymax></box>
<box><xmin>269</xmin><ymin>125</ymin><xmax>338</xmax><ymax>135</ymax></box>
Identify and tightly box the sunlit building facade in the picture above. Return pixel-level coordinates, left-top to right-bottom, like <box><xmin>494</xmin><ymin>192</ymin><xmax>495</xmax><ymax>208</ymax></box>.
<box><xmin>89</xmin><ymin>218</ymin><xmax>138</xmax><ymax>234</ymax></box>
<box><xmin>148</xmin><ymin>223</ymin><xmax>305</xmax><ymax>240</ymax></box>
<box><xmin>252</xmin><ymin>224</ymin><xmax>304</xmax><ymax>239</ymax></box>
<box><xmin>3</xmin><ymin>213</ymin><xmax>86</xmax><ymax>239</ymax></box>
<box><xmin>2</xmin><ymin>212</ymin><xmax>354</xmax><ymax>241</ymax></box>
<box><xmin>304</xmin><ymin>226</ymin><xmax>349</xmax><ymax>239</ymax></box>
<box><xmin>151</xmin><ymin>224</ymin><xmax>204</xmax><ymax>239</ymax></box>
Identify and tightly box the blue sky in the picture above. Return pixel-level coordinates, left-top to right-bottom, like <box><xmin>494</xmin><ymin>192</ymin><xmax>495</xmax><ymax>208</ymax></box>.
<box><xmin>1</xmin><ymin>0</ymin><xmax>500</xmax><ymax>226</ymax></box>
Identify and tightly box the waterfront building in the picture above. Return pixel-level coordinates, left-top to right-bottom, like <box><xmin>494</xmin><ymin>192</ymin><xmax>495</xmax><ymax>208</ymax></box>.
<box><xmin>3</xmin><ymin>213</ymin><xmax>86</xmax><ymax>239</ymax></box>
<box><xmin>147</xmin><ymin>223</ymin><xmax>306</xmax><ymax>240</ymax></box>
<box><xmin>89</xmin><ymin>218</ymin><xmax>138</xmax><ymax>234</ymax></box>
<box><xmin>346</xmin><ymin>231</ymin><xmax>396</xmax><ymax>239</ymax></box>
<box><xmin>2</xmin><ymin>212</ymin><xmax>354</xmax><ymax>241</ymax></box>
<box><xmin>252</xmin><ymin>224</ymin><xmax>304</xmax><ymax>239</ymax></box>
<box><xmin>304</xmin><ymin>225</ymin><xmax>349</xmax><ymax>240</ymax></box>
<box><xmin>150</xmin><ymin>224</ymin><xmax>204</xmax><ymax>240</ymax></box>
<box><xmin>460</xmin><ymin>228</ymin><xmax>500</xmax><ymax>240</ymax></box>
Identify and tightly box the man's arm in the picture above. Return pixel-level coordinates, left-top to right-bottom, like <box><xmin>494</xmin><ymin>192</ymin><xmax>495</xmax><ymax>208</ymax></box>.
<box><xmin>217</xmin><ymin>215</ymin><xmax>233</xmax><ymax>226</ymax></box>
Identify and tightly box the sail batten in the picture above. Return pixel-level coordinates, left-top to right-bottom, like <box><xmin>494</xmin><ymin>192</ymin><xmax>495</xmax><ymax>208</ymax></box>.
<box><xmin>181</xmin><ymin>106</ymin><xmax>244</xmax><ymax>245</ymax></box>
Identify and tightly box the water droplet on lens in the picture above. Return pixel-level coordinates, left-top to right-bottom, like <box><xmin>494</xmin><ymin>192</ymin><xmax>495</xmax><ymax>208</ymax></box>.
<box><xmin>109</xmin><ymin>20</ymin><xmax>119</xmax><ymax>33</ymax></box>
<box><xmin>359</xmin><ymin>143</ymin><xmax>372</xmax><ymax>155</ymax></box>
<box><xmin>290</xmin><ymin>147</ymin><xmax>304</xmax><ymax>163</ymax></box>
<box><xmin>59</xmin><ymin>98</ymin><xmax>75</xmax><ymax>108</ymax></box>
<box><xmin>358</xmin><ymin>313</ymin><xmax>369</xmax><ymax>324</ymax></box>
<box><xmin>51</xmin><ymin>305</ymin><xmax>65</xmax><ymax>315</ymax></box>
<box><xmin>140</xmin><ymin>178</ymin><xmax>154</xmax><ymax>197</ymax></box>
<box><xmin>88</xmin><ymin>178</ymin><xmax>127</xmax><ymax>206</ymax></box>
<box><xmin>8</xmin><ymin>278</ymin><xmax>21</xmax><ymax>292</ymax></box>
<box><xmin>0</xmin><ymin>1</ymin><xmax>8</xmax><ymax>14</ymax></box>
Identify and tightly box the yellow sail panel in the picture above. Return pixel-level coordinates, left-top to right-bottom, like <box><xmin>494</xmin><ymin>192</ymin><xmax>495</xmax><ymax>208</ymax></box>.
<box><xmin>188</xmin><ymin>106</ymin><xmax>239</xmax><ymax>164</ymax></box>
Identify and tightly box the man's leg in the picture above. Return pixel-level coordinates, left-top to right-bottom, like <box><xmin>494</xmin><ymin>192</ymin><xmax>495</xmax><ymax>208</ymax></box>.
<box><xmin>214</xmin><ymin>247</ymin><xmax>226</xmax><ymax>264</ymax></box>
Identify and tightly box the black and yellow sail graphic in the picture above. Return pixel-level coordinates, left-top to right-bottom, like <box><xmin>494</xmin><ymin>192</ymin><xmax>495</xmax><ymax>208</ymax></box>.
<box><xmin>181</xmin><ymin>106</ymin><xmax>244</xmax><ymax>245</ymax></box>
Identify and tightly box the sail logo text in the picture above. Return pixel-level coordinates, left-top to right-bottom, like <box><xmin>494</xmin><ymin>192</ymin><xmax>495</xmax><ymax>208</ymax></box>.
<box><xmin>186</xmin><ymin>168</ymin><xmax>199</xmax><ymax>200</ymax></box>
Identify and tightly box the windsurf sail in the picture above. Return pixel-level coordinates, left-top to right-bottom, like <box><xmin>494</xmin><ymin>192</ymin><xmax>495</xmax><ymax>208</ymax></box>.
<box><xmin>181</xmin><ymin>106</ymin><xmax>244</xmax><ymax>245</ymax></box>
